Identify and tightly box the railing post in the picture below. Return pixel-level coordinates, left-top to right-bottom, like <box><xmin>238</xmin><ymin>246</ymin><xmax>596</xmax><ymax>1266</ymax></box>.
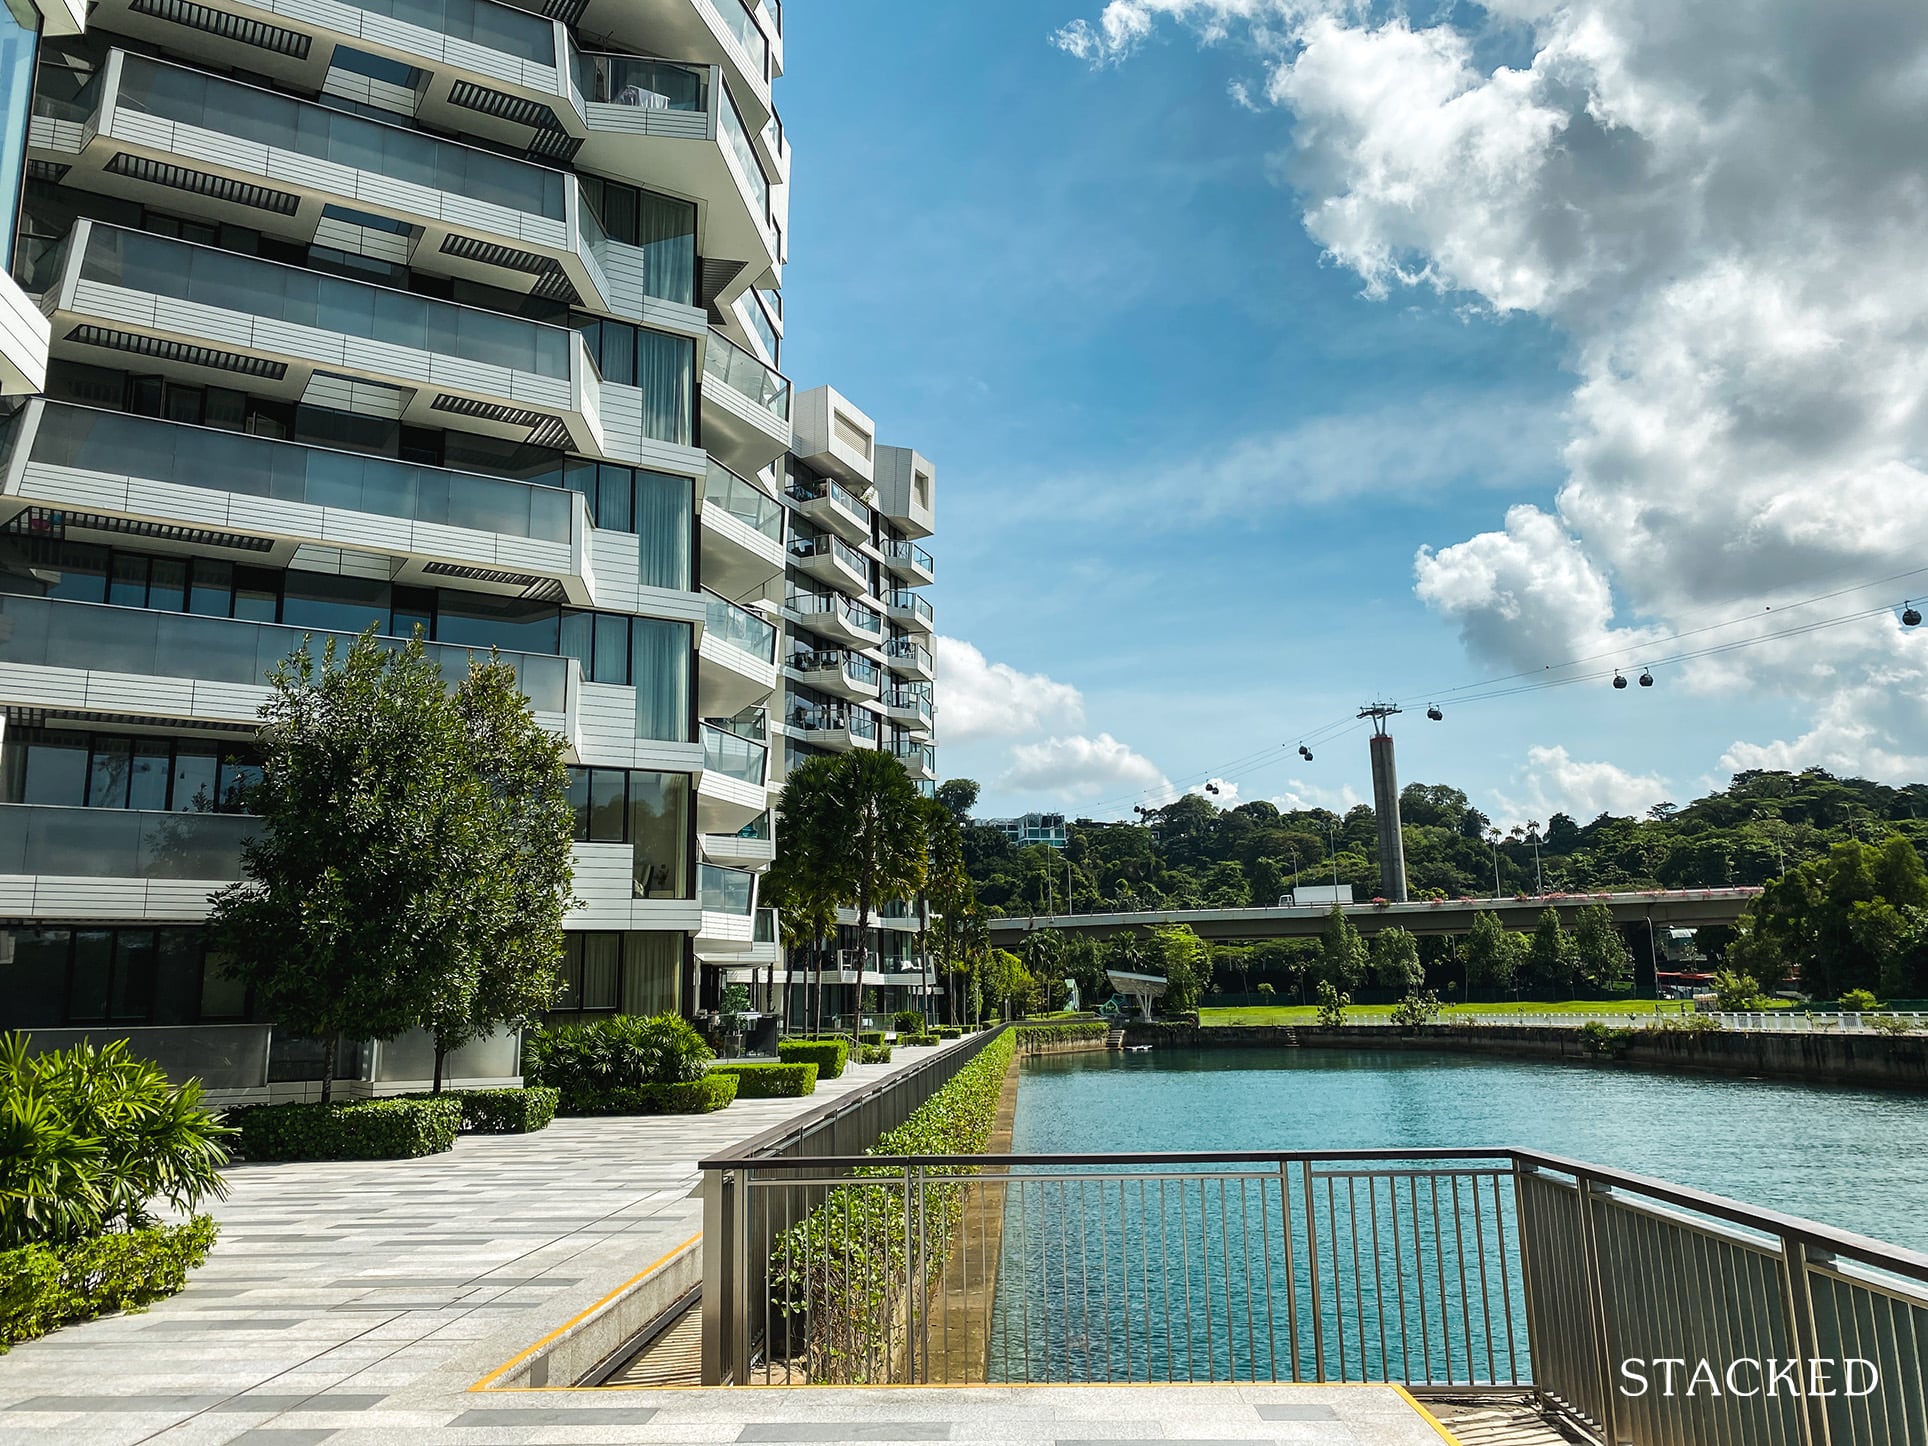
<box><xmin>701</xmin><ymin>1164</ymin><xmax>734</xmax><ymax>1385</ymax></box>
<box><xmin>1303</xmin><ymin>1162</ymin><xmax>1324</xmax><ymax>1382</ymax></box>
<box><xmin>1780</xmin><ymin>1238</ymin><xmax>1833</xmax><ymax>1446</ymax></box>
<box><xmin>731</xmin><ymin>1164</ymin><xmax>751</xmax><ymax>1385</ymax></box>
<box><xmin>1573</xmin><ymin>1172</ymin><xmax>1622</xmax><ymax>1445</ymax></box>
<box><xmin>1511</xmin><ymin>1161</ymin><xmax>1545</xmax><ymax>1392</ymax></box>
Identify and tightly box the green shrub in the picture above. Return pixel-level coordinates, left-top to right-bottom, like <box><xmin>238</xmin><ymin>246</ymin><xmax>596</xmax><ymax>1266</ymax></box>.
<box><xmin>1</xmin><ymin>1034</ymin><xmax>231</xmax><ymax>1249</ymax></box>
<box><xmin>777</xmin><ymin>1039</ymin><xmax>848</xmax><ymax>1079</ymax></box>
<box><xmin>524</xmin><ymin>1014</ymin><xmax>713</xmax><ymax>1112</ymax></box>
<box><xmin>892</xmin><ymin>1011</ymin><xmax>924</xmax><ymax>1036</ymax></box>
<box><xmin>1316</xmin><ymin>980</ymin><xmax>1351</xmax><ymax>1028</ymax></box>
<box><xmin>706</xmin><ymin>1062</ymin><xmax>818</xmax><ymax>1098</ymax></box>
<box><xmin>1868</xmin><ymin>1015</ymin><xmax>1917</xmax><ymax>1036</ymax></box>
<box><xmin>1015</xmin><ymin>1022</ymin><xmax>1108</xmax><ymax>1048</ymax></box>
<box><xmin>454</xmin><ymin>1087</ymin><xmax>558</xmax><ymax>1133</ymax></box>
<box><xmin>773</xmin><ymin>1030</ymin><xmax>1015</xmax><ymax>1382</ymax></box>
<box><xmin>1579</xmin><ymin>1022</ymin><xmax>1636</xmax><ymax>1057</ymax></box>
<box><xmin>1649</xmin><ymin>1014</ymin><xmax>1724</xmax><ymax>1034</ymax></box>
<box><xmin>561</xmin><ymin>1076</ymin><xmax>737</xmax><ymax>1115</ymax></box>
<box><xmin>230</xmin><ymin>1096</ymin><xmax>462</xmax><ymax>1161</ymax></box>
<box><xmin>1839</xmin><ymin>989</ymin><xmax>1880</xmax><ymax>1012</ymax></box>
<box><xmin>1390</xmin><ymin>991</ymin><xmax>1443</xmax><ymax>1027</ymax></box>
<box><xmin>860</xmin><ymin>1044</ymin><xmax>892</xmax><ymax>1064</ymax></box>
<box><xmin>932</xmin><ymin>1026</ymin><xmax>963</xmax><ymax>1040</ymax></box>
<box><xmin>859</xmin><ymin>1031</ymin><xmax>886</xmax><ymax>1047</ymax></box>
<box><xmin>1</xmin><ymin>1216</ymin><xmax>218</xmax><ymax>1351</ymax></box>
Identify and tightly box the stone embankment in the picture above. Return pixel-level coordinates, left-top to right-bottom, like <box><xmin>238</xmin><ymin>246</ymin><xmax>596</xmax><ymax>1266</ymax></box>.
<box><xmin>1123</xmin><ymin>1021</ymin><xmax>1928</xmax><ymax>1090</ymax></box>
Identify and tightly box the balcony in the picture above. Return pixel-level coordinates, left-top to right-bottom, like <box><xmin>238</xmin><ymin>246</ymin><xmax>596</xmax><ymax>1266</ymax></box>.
<box><xmin>697</xmin><ymin>589</ymin><xmax>778</xmax><ymax>715</ymax></box>
<box><xmin>881</xmin><ymin>538</ymin><xmax>935</xmax><ymax>586</ymax></box>
<box><xmin>0</xmin><ymin>593</ymin><xmax>575</xmax><ymax>732</ymax></box>
<box><xmin>787</xmin><ymin>477</ymin><xmax>872</xmax><ymax>546</ymax></box>
<box><xmin>0</xmin><ymin>804</ymin><xmax>255</xmax><ymax>919</ymax></box>
<box><xmin>699</xmin><ymin>459</ymin><xmax>784</xmax><ymax>597</ymax></box>
<box><xmin>787</xmin><ymin>532</ymin><xmax>868</xmax><ymax>595</ymax></box>
<box><xmin>788</xmin><ymin>701</ymin><xmax>878</xmax><ymax>754</ymax></box>
<box><xmin>787</xmin><ymin>647</ymin><xmax>881</xmax><ymax>703</ymax></box>
<box><xmin>893</xmin><ymin>741</ymin><xmax>937</xmax><ymax>782</ymax></box>
<box><xmin>884</xmin><ymin>636</ymin><xmax>934</xmax><ymax>682</ymax></box>
<box><xmin>884</xmin><ymin>688</ymin><xmax>935</xmax><ymax>730</ymax></box>
<box><xmin>32</xmin><ymin>51</ymin><xmax>629</xmax><ymax>318</ymax></box>
<box><xmin>701</xmin><ymin>328</ymin><xmax>791</xmax><ymax>472</ymax></box>
<box><xmin>1</xmin><ymin>401</ymin><xmax>594</xmax><ymax>603</ymax></box>
<box><xmin>790</xmin><ymin>385</ymin><xmax>875</xmax><ymax>489</ymax></box>
<box><xmin>695</xmin><ymin>860</ymin><xmax>758</xmax><ymax>952</ymax></box>
<box><xmin>697</xmin><ymin>720</ymin><xmax>767</xmax><ymax>835</ymax></box>
<box><xmin>568</xmin><ymin>0</ymin><xmax>780</xmax><ymax>139</ymax></box>
<box><xmin>32</xmin><ymin>222</ymin><xmax>601</xmax><ymax>455</ymax></box>
<box><xmin>886</xmin><ymin>590</ymin><xmax>935</xmax><ymax>634</ymax></box>
<box><xmin>789</xmin><ymin>591</ymin><xmax>883</xmax><ymax>648</ymax></box>
<box><xmin>1</xmin><ymin>273</ymin><xmax>50</xmax><ymax>396</ymax></box>
<box><xmin>703</xmin><ymin>812</ymin><xmax>774</xmax><ymax>867</ymax></box>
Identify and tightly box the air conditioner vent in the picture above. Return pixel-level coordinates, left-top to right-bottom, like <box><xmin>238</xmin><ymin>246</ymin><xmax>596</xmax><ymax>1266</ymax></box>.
<box><xmin>105</xmin><ymin>153</ymin><xmax>302</xmax><ymax>216</ymax></box>
<box><xmin>129</xmin><ymin>0</ymin><xmax>312</xmax><ymax>57</ymax></box>
<box><xmin>63</xmin><ymin>325</ymin><xmax>289</xmax><ymax>379</ymax></box>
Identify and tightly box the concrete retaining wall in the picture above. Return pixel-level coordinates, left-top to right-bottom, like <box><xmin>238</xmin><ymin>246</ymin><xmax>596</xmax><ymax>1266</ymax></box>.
<box><xmin>1122</xmin><ymin>1021</ymin><xmax>1928</xmax><ymax>1091</ymax></box>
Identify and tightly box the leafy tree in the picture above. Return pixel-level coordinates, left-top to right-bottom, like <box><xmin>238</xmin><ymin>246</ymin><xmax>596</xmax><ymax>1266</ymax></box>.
<box><xmin>419</xmin><ymin>657</ymin><xmax>575</xmax><ymax>1092</ymax></box>
<box><xmin>1145</xmin><ymin>925</ymin><xmax>1206</xmax><ymax>1015</ymax></box>
<box><xmin>1315</xmin><ymin>979</ymin><xmax>1351</xmax><ymax>1028</ymax></box>
<box><xmin>1573</xmin><ymin>903</ymin><xmax>1632</xmax><ymax>992</ymax></box>
<box><xmin>209</xmin><ymin>632</ymin><xmax>490</xmax><ymax>1102</ymax></box>
<box><xmin>1369</xmin><ymin>927</ymin><xmax>1423</xmax><ymax>995</ymax></box>
<box><xmin>767</xmin><ymin>755</ymin><xmax>846</xmax><ymax>1035</ymax></box>
<box><xmin>1523</xmin><ymin>908</ymin><xmax>1578</xmax><ymax>998</ymax></box>
<box><xmin>921</xmin><ymin>796</ymin><xmax>977</xmax><ymax>1025</ymax></box>
<box><xmin>1463</xmin><ymin>911</ymin><xmax>1522</xmax><ymax>997</ymax></box>
<box><xmin>1710</xmin><ymin>970</ymin><xmax>1764</xmax><ymax>1011</ymax></box>
<box><xmin>1257</xmin><ymin>982</ymin><xmax>1276</xmax><ymax>1003</ymax></box>
<box><xmin>1750</xmin><ymin>836</ymin><xmax>1928</xmax><ymax>998</ymax></box>
<box><xmin>934</xmin><ymin>778</ymin><xmax>980</xmax><ymax>824</ymax></box>
<box><xmin>1316</xmin><ymin>905</ymin><xmax>1368</xmax><ymax>989</ymax></box>
<box><xmin>829</xmin><ymin>749</ymin><xmax>929</xmax><ymax>1034</ymax></box>
<box><xmin>1391</xmin><ymin>990</ymin><xmax>1443</xmax><ymax>1026</ymax></box>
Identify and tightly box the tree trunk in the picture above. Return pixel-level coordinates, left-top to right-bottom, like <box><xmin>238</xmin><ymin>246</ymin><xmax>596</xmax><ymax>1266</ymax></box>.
<box><xmin>855</xmin><ymin>889</ymin><xmax>872</xmax><ymax>1045</ymax></box>
<box><xmin>811</xmin><ymin>937</ymin><xmax>824</xmax><ymax>1038</ymax></box>
<box><xmin>321</xmin><ymin>1028</ymin><xmax>339</xmax><ymax>1105</ymax></box>
<box><xmin>432</xmin><ymin>1041</ymin><xmax>446</xmax><ymax>1095</ymax></box>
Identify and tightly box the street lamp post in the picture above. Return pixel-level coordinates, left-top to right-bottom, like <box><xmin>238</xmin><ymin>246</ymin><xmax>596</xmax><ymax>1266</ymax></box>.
<box><xmin>1487</xmin><ymin>827</ymin><xmax>1503</xmax><ymax>898</ymax></box>
<box><xmin>1326</xmin><ymin>818</ymin><xmax>1341</xmax><ymax>894</ymax></box>
<box><xmin>1527</xmin><ymin>820</ymin><xmax>1544</xmax><ymax>896</ymax></box>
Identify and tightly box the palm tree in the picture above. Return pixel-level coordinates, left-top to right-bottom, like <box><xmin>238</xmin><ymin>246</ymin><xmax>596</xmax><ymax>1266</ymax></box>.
<box><xmin>921</xmin><ymin>795</ymin><xmax>974</xmax><ymax>1026</ymax></box>
<box><xmin>826</xmin><ymin>748</ymin><xmax>928</xmax><ymax>1038</ymax></box>
<box><xmin>769</xmin><ymin>755</ymin><xmax>848</xmax><ymax>1036</ymax></box>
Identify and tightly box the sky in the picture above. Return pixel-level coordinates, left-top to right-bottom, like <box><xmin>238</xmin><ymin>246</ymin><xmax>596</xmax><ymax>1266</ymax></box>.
<box><xmin>772</xmin><ymin>0</ymin><xmax>1928</xmax><ymax>826</ymax></box>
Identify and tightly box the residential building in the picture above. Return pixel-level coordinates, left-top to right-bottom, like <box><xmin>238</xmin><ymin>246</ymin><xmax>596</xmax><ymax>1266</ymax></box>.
<box><xmin>0</xmin><ymin>0</ymin><xmax>793</xmax><ymax>1096</ymax></box>
<box><xmin>988</xmin><ymin>813</ymin><xmax>1068</xmax><ymax>850</ymax></box>
<box><xmin>746</xmin><ymin>385</ymin><xmax>938</xmax><ymax>1030</ymax></box>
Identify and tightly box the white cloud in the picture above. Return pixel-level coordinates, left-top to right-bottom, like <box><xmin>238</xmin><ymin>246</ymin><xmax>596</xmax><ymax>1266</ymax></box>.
<box><xmin>1497</xmin><ymin>744</ymin><xmax>1671</xmax><ymax>826</ymax></box>
<box><xmin>999</xmin><ymin>733</ymin><xmax>1174</xmax><ymax>805</ymax></box>
<box><xmin>1055</xmin><ymin>0</ymin><xmax>1928</xmax><ymax>779</ymax></box>
<box><xmin>1189</xmin><ymin>777</ymin><xmax>1240</xmax><ymax>805</ymax></box>
<box><xmin>932</xmin><ymin>635</ymin><xmax>1085</xmax><ymax>745</ymax></box>
<box><xmin>1268</xmin><ymin>779</ymin><xmax>1365</xmax><ymax>813</ymax></box>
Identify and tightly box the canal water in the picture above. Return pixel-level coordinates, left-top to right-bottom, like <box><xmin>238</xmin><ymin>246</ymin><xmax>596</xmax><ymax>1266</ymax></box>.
<box><xmin>976</xmin><ymin>1046</ymin><xmax>1928</xmax><ymax>1384</ymax></box>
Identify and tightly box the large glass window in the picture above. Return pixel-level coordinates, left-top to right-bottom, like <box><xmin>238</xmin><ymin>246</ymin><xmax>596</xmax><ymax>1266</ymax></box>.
<box><xmin>562</xmin><ymin>459</ymin><xmax>693</xmax><ymax>588</ymax></box>
<box><xmin>580</xmin><ymin>178</ymin><xmax>695</xmax><ymax>305</ymax></box>
<box><xmin>1</xmin><ymin>728</ymin><xmax>260</xmax><ymax>812</ymax></box>
<box><xmin>0</xmin><ymin>0</ymin><xmax>37</xmax><ymax>272</ymax></box>
<box><xmin>577</xmin><ymin>318</ymin><xmax>694</xmax><ymax>443</ymax></box>
<box><xmin>631</xmin><ymin>617</ymin><xmax>691</xmax><ymax>742</ymax></box>
<box><xmin>551</xmin><ymin>931</ymin><xmax>680</xmax><ymax>1018</ymax></box>
<box><xmin>0</xmin><ymin>925</ymin><xmax>211</xmax><ymax>1028</ymax></box>
<box><xmin>566</xmin><ymin>766</ymin><xmax>690</xmax><ymax>899</ymax></box>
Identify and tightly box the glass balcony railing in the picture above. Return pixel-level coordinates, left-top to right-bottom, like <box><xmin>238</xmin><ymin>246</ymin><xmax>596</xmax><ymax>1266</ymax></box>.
<box><xmin>701</xmin><ymin>722</ymin><xmax>768</xmax><ymax>786</ymax></box>
<box><xmin>702</xmin><ymin>590</ymin><xmax>776</xmax><ymax>663</ymax></box>
<box><xmin>787</xmin><ymin>591</ymin><xmax>882</xmax><ymax>635</ymax></box>
<box><xmin>328</xmin><ymin>0</ymin><xmax>556</xmax><ymax>64</ymax></box>
<box><xmin>894</xmin><ymin>742</ymin><xmax>936</xmax><ymax>771</ymax></box>
<box><xmin>888</xmin><ymin>591</ymin><xmax>935</xmax><ymax>624</ymax></box>
<box><xmin>714</xmin><ymin>0</ymin><xmax>769</xmax><ymax>80</ymax></box>
<box><xmin>0</xmin><ymin>804</ymin><xmax>255</xmax><ymax>879</ymax></box>
<box><xmin>699</xmin><ymin>862</ymin><xmax>755</xmax><ymax>916</ymax></box>
<box><xmin>885</xmin><ymin>637</ymin><xmax>933</xmax><ymax>672</ymax></box>
<box><xmin>754</xmin><ymin>906</ymin><xmax>776</xmax><ymax>943</ymax></box>
<box><xmin>883</xmin><ymin>539</ymin><xmax>935</xmax><ymax>575</ymax></box>
<box><xmin>791</xmin><ymin>648</ymin><xmax>880</xmax><ymax>686</ymax></box>
<box><xmin>788</xmin><ymin>533</ymin><xmax>866</xmax><ymax>575</ymax></box>
<box><xmin>0</xmin><ymin>595</ymin><xmax>572</xmax><ymax>711</ymax></box>
<box><xmin>717</xmin><ymin>83</ymin><xmax>770</xmax><ymax>219</ymax></box>
<box><xmin>789</xmin><ymin>477</ymin><xmax>872</xmax><ymax>523</ymax></box>
<box><xmin>705</xmin><ymin>460</ymin><xmax>784</xmax><ymax>542</ymax></box>
<box><xmin>736</xmin><ymin>810</ymin><xmax>772</xmax><ymax>840</ymax></box>
<box><xmin>887</xmin><ymin>690</ymin><xmax>934</xmax><ymax>723</ymax></box>
<box><xmin>704</xmin><ymin>328</ymin><xmax>790</xmax><ymax>420</ymax></box>
<box><xmin>116</xmin><ymin>54</ymin><xmax>567</xmax><ymax>218</ymax></box>
<box><xmin>791</xmin><ymin>704</ymin><xmax>877</xmax><ymax>740</ymax></box>
<box><xmin>14</xmin><ymin>403</ymin><xmax>575</xmax><ymax>543</ymax></box>
<box><xmin>704</xmin><ymin>707</ymin><xmax>767</xmax><ymax>743</ymax></box>
<box><xmin>572</xmin><ymin>51</ymin><xmax>708</xmax><ymax>111</ymax></box>
<box><xmin>73</xmin><ymin>224</ymin><xmax>574</xmax><ymax>378</ymax></box>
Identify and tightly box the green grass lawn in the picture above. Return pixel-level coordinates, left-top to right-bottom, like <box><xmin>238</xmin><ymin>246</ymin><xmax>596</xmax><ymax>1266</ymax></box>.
<box><xmin>1200</xmin><ymin>998</ymin><xmax>1705</xmax><ymax>1026</ymax></box>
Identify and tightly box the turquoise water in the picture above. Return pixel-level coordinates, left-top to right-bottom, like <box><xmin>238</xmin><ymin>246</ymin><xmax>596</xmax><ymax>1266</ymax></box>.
<box><xmin>1012</xmin><ymin>1047</ymin><xmax>1928</xmax><ymax>1250</ymax></box>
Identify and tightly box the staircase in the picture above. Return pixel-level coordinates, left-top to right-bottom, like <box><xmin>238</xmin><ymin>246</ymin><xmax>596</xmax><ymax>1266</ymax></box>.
<box><xmin>1107</xmin><ymin>1025</ymin><xmax>1126</xmax><ymax>1050</ymax></box>
<box><xmin>1280</xmin><ymin>1028</ymin><xmax>1300</xmax><ymax>1048</ymax></box>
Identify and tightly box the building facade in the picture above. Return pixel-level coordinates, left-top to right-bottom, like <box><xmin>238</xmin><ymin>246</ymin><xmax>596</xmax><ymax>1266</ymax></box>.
<box><xmin>0</xmin><ymin>0</ymin><xmax>795</xmax><ymax>1095</ymax></box>
<box><xmin>740</xmin><ymin>385</ymin><xmax>937</xmax><ymax>1031</ymax></box>
<box><xmin>987</xmin><ymin>813</ymin><xmax>1067</xmax><ymax>850</ymax></box>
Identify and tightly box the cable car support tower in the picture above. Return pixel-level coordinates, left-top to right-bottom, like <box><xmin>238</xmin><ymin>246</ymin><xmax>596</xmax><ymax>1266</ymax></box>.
<box><xmin>1360</xmin><ymin>702</ymin><xmax>1409</xmax><ymax>903</ymax></box>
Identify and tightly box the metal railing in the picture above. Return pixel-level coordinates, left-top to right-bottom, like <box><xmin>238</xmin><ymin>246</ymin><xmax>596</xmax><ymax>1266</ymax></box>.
<box><xmin>1449</xmin><ymin>1010</ymin><xmax>1928</xmax><ymax>1034</ymax></box>
<box><xmin>698</xmin><ymin>1142</ymin><xmax>1928</xmax><ymax>1445</ymax></box>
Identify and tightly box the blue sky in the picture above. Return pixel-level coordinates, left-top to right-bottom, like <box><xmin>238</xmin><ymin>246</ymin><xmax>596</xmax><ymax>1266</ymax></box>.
<box><xmin>770</xmin><ymin>1</ymin><xmax>1928</xmax><ymax>823</ymax></box>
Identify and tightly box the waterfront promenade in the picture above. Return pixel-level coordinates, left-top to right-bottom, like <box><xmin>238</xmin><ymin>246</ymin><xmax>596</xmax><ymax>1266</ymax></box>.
<box><xmin>0</xmin><ymin>1038</ymin><xmax>1454</xmax><ymax>1444</ymax></box>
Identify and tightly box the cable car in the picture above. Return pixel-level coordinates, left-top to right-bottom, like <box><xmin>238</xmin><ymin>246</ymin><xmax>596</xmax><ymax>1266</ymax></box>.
<box><xmin>1612</xmin><ymin>671</ymin><xmax>1628</xmax><ymax>690</ymax></box>
<box><xmin>1639</xmin><ymin>668</ymin><xmax>1654</xmax><ymax>687</ymax></box>
<box><xmin>1298</xmin><ymin>744</ymin><xmax>1313</xmax><ymax>761</ymax></box>
<box><xmin>1426</xmin><ymin>704</ymin><xmax>1443</xmax><ymax>721</ymax></box>
<box><xmin>1906</xmin><ymin>603</ymin><xmax>1922</xmax><ymax>627</ymax></box>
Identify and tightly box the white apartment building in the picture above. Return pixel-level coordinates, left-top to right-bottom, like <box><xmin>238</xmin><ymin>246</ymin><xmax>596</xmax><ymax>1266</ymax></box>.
<box><xmin>733</xmin><ymin>384</ymin><xmax>938</xmax><ymax>1030</ymax></box>
<box><xmin>0</xmin><ymin>0</ymin><xmax>794</xmax><ymax>1095</ymax></box>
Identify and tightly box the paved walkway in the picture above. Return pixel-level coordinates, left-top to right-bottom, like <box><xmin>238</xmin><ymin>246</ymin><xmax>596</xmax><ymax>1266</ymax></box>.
<box><xmin>0</xmin><ymin>1041</ymin><xmax>1460</xmax><ymax>1445</ymax></box>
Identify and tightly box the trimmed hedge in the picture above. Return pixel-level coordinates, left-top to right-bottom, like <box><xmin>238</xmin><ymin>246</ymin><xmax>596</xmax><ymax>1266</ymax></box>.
<box><xmin>707</xmin><ymin>1062</ymin><xmax>818</xmax><ymax>1098</ymax></box>
<box><xmin>562</xmin><ymin>1076</ymin><xmax>738</xmax><ymax>1115</ymax></box>
<box><xmin>932</xmin><ymin>1026</ymin><xmax>963</xmax><ymax>1040</ymax></box>
<box><xmin>773</xmin><ymin>1030</ymin><xmax>1017</xmax><ymax>1381</ymax></box>
<box><xmin>901</xmin><ymin>1033</ymin><xmax>939</xmax><ymax>1046</ymax></box>
<box><xmin>230</xmin><ymin>1096</ymin><xmax>463</xmax><ymax>1161</ymax></box>
<box><xmin>453</xmin><ymin>1087</ymin><xmax>558</xmax><ymax>1133</ymax></box>
<box><xmin>859</xmin><ymin>1044</ymin><xmax>892</xmax><ymax>1065</ymax></box>
<box><xmin>892</xmin><ymin>1011</ymin><xmax>924</xmax><ymax>1035</ymax></box>
<box><xmin>777</xmin><ymin>1039</ymin><xmax>849</xmax><ymax>1080</ymax></box>
<box><xmin>1015</xmin><ymin>1022</ymin><xmax>1111</xmax><ymax>1048</ymax></box>
<box><xmin>859</xmin><ymin>1031</ymin><xmax>886</xmax><ymax>1047</ymax></box>
<box><xmin>1</xmin><ymin>1217</ymin><xmax>219</xmax><ymax>1351</ymax></box>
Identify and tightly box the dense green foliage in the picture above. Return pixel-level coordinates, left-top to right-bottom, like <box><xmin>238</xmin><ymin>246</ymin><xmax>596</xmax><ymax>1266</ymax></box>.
<box><xmin>893</xmin><ymin>1011</ymin><xmax>924</xmax><ymax>1035</ymax></box>
<box><xmin>208</xmin><ymin>633</ymin><xmax>573</xmax><ymax>1100</ymax></box>
<box><xmin>1739</xmin><ymin>838</ymin><xmax>1928</xmax><ymax>998</ymax></box>
<box><xmin>560</xmin><ymin>1077</ymin><xmax>737</xmax><ymax>1115</ymax></box>
<box><xmin>1</xmin><ymin>1216</ymin><xmax>218</xmax><ymax>1352</ymax></box>
<box><xmin>777</xmin><ymin>1039</ymin><xmax>849</xmax><ymax>1080</ymax></box>
<box><xmin>1014</xmin><ymin>1022</ymin><xmax>1111</xmax><ymax>1048</ymax></box>
<box><xmin>395</xmin><ymin>1087</ymin><xmax>557</xmax><ymax>1134</ymax></box>
<box><xmin>860</xmin><ymin>1044</ymin><xmax>893</xmax><ymax>1064</ymax></box>
<box><xmin>770</xmin><ymin>1029</ymin><xmax>1016</xmax><ymax>1381</ymax></box>
<box><xmin>1</xmin><ymin>1036</ymin><xmax>231</xmax><ymax>1250</ymax></box>
<box><xmin>525</xmin><ymin>1014</ymin><xmax>712</xmax><ymax>1097</ymax></box>
<box><xmin>859</xmin><ymin>1031</ymin><xmax>887</xmax><ymax>1047</ymax></box>
<box><xmin>706</xmin><ymin>1062</ymin><xmax>818</xmax><ymax>1098</ymax></box>
<box><xmin>231</xmin><ymin>1096</ymin><xmax>462</xmax><ymax>1161</ymax></box>
<box><xmin>1316</xmin><ymin>980</ymin><xmax>1350</xmax><ymax>1028</ymax></box>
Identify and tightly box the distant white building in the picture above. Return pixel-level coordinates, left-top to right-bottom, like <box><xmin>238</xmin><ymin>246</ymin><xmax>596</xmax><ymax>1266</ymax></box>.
<box><xmin>987</xmin><ymin>813</ymin><xmax>1068</xmax><ymax>850</ymax></box>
